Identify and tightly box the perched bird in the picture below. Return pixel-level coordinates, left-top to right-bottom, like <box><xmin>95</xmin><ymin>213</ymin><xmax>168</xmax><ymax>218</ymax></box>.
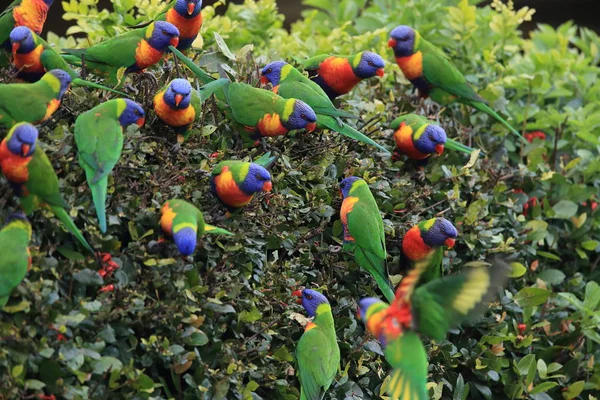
<box><xmin>301</xmin><ymin>51</ymin><xmax>385</xmax><ymax>99</ymax></box>
<box><xmin>159</xmin><ymin>199</ymin><xmax>233</xmax><ymax>256</ymax></box>
<box><xmin>0</xmin><ymin>68</ymin><xmax>71</xmax><ymax>131</ymax></box>
<box><xmin>260</xmin><ymin>61</ymin><xmax>390</xmax><ymax>153</ymax></box>
<box><xmin>293</xmin><ymin>288</ymin><xmax>340</xmax><ymax>400</ymax></box>
<box><xmin>391</xmin><ymin>114</ymin><xmax>475</xmax><ymax>164</ymax></box>
<box><xmin>0</xmin><ymin>213</ymin><xmax>32</xmax><ymax>308</ymax></box>
<box><xmin>357</xmin><ymin>257</ymin><xmax>509</xmax><ymax>400</ymax></box>
<box><xmin>210</xmin><ymin>152</ymin><xmax>275</xmax><ymax>214</ymax></box>
<box><xmin>62</xmin><ymin>21</ymin><xmax>180</xmax><ymax>85</ymax></box>
<box><xmin>388</xmin><ymin>25</ymin><xmax>524</xmax><ymax>142</ymax></box>
<box><xmin>74</xmin><ymin>99</ymin><xmax>145</xmax><ymax>233</ymax></box>
<box><xmin>339</xmin><ymin>176</ymin><xmax>394</xmax><ymax>302</ymax></box>
<box><xmin>0</xmin><ymin>0</ymin><xmax>54</xmax><ymax>66</ymax></box>
<box><xmin>0</xmin><ymin>123</ymin><xmax>94</xmax><ymax>253</ymax></box>
<box><xmin>8</xmin><ymin>26</ymin><xmax>127</xmax><ymax>94</ymax></box>
<box><xmin>153</xmin><ymin>78</ymin><xmax>202</xmax><ymax>143</ymax></box>
<box><xmin>399</xmin><ymin>217</ymin><xmax>458</xmax><ymax>284</ymax></box>
<box><xmin>154</xmin><ymin>0</ymin><xmax>203</xmax><ymax>51</ymax></box>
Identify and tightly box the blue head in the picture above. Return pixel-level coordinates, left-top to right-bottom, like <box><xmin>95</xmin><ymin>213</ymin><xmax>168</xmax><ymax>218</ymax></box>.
<box><xmin>147</xmin><ymin>21</ymin><xmax>180</xmax><ymax>51</ymax></box>
<box><xmin>339</xmin><ymin>176</ymin><xmax>362</xmax><ymax>198</ymax></box>
<box><xmin>356</xmin><ymin>297</ymin><xmax>383</xmax><ymax>322</ymax></box>
<box><xmin>173</xmin><ymin>227</ymin><xmax>197</xmax><ymax>256</ymax></box>
<box><xmin>413</xmin><ymin>124</ymin><xmax>447</xmax><ymax>155</ymax></box>
<box><xmin>9</xmin><ymin>26</ymin><xmax>36</xmax><ymax>54</ymax></box>
<box><xmin>240</xmin><ymin>163</ymin><xmax>273</xmax><ymax>194</ymax></box>
<box><xmin>354</xmin><ymin>51</ymin><xmax>385</xmax><ymax>79</ymax></box>
<box><xmin>260</xmin><ymin>61</ymin><xmax>287</xmax><ymax>86</ymax></box>
<box><xmin>283</xmin><ymin>100</ymin><xmax>317</xmax><ymax>131</ymax></box>
<box><xmin>118</xmin><ymin>99</ymin><xmax>145</xmax><ymax>127</ymax></box>
<box><xmin>389</xmin><ymin>25</ymin><xmax>417</xmax><ymax>58</ymax></box>
<box><xmin>173</xmin><ymin>0</ymin><xmax>202</xmax><ymax>17</ymax></box>
<box><xmin>5</xmin><ymin>213</ymin><xmax>29</xmax><ymax>224</ymax></box>
<box><xmin>421</xmin><ymin>217</ymin><xmax>458</xmax><ymax>248</ymax></box>
<box><xmin>5</xmin><ymin>123</ymin><xmax>38</xmax><ymax>157</ymax></box>
<box><xmin>164</xmin><ymin>79</ymin><xmax>192</xmax><ymax>109</ymax></box>
<box><xmin>293</xmin><ymin>288</ymin><xmax>330</xmax><ymax>317</ymax></box>
<box><xmin>47</xmin><ymin>69</ymin><xmax>72</xmax><ymax>99</ymax></box>
<box><xmin>43</xmin><ymin>0</ymin><xmax>55</xmax><ymax>6</ymax></box>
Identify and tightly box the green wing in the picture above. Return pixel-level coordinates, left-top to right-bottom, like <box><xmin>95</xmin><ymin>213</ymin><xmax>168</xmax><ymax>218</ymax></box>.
<box><xmin>0</xmin><ymin>80</ymin><xmax>55</xmax><ymax>129</ymax></box>
<box><xmin>383</xmin><ymin>332</ymin><xmax>428</xmax><ymax>400</ymax></box>
<box><xmin>0</xmin><ymin>0</ymin><xmax>19</xmax><ymax>46</ymax></box>
<box><xmin>277</xmin><ymin>78</ymin><xmax>354</xmax><ymax>119</ymax></box>
<box><xmin>38</xmin><ymin>39</ymin><xmax>78</xmax><ymax>78</ymax></box>
<box><xmin>419</xmin><ymin>39</ymin><xmax>485</xmax><ymax>104</ymax></box>
<box><xmin>300</xmin><ymin>54</ymin><xmax>330</xmax><ymax>72</ymax></box>
<box><xmin>411</xmin><ymin>259</ymin><xmax>510</xmax><ymax>341</ymax></box>
<box><xmin>418</xmin><ymin>248</ymin><xmax>444</xmax><ymax>285</ymax></box>
<box><xmin>0</xmin><ymin>222</ymin><xmax>30</xmax><ymax>305</ymax></box>
<box><xmin>26</xmin><ymin>146</ymin><xmax>70</xmax><ymax>209</ymax></box>
<box><xmin>390</xmin><ymin>114</ymin><xmax>428</xmax><ymax>130</ymax></box>
<box><xmin>253</xmin><ymin>151</ymin><xmax>277</xmax><ymax>168</ymax></box>
<box><xmin>62</xmin><ymin>29</ymin><xmax>144</xmax><ymax>68</ymax></box>
<box><xmin>296</xmin><ymin>326</ymin><xmax>337</xmax><ymax>400</ymax></box>
<box><xmin>227</xmin><ymin>83</ymin><xmax>284</xmax><ymax>127</ymax></box>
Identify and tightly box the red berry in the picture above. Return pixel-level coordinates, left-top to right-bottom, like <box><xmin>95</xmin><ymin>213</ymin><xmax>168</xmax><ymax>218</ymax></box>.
<box><xmin>518</xmin><ymin>323</ymin><xmax>527</xmax><ymax>334</ymax></box>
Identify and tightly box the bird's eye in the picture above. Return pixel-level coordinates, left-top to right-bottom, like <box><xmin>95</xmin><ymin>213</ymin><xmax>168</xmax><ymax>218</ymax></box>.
<box><xmin>306</xmin><ymin>294</ymin><xmax>313</xmax><ymax>300</ymax></box>
<box><xmin>400</xmin><ymin>36</ymin><xmax>409</xmax><ymax>42</ymax></box>
<box><xmin>255</xmin><ymin>173</ymin><xmax>262</xmax><ymax>180</ymax></box>
<box><xmin>300</xmin><ymin>113</ymin><xmax>307</xmax><ymax>119</ymax></box>
<box><xmin>368</xmin><ymin>61</ymin><xmax>374</xmax><ymax>67</ymax></box>
<box><xmin>162</xmin><ymin>30</ymin><xmax>168</xmax><ymax>35</ymax></box>
<box><xmin>266</xmin><ymin>68</ymin><xmax>272</xmax><ymax>74</ymax></box>
<box><xmin>134</xmin><ymin>109</ymin><xmax>141</xmax><ymax>116</ymax></box>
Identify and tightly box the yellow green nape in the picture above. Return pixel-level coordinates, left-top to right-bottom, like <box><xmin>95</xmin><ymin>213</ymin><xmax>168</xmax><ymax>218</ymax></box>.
<box><xmin>280</xmin><ymin>63</ymin><xmax>293</xmax><ymax>80</ymax></box>
<box><xmin>115</xmin><ymin>98</ymin><xmax>127</xmax><ymax>117</ymax></box>
<box><xmin>421</xmin><ymin>218</ymin><xmax>436</xmax><ymax>231</ymax></box>
<box><xmin>413</xmin><ymin>124</ymin><xmax>428</xmax><ymax>140</ymax></box>
<box><xmin>6</xmin><ymin>219</ymin><xmax>33</xmax><ymax>239</ymax></box>
<box><xmin>42</xmin><ymin>72</ymin><xmax>61</xmax><ymax>93</ymax></box>
<box><xmin>348</xmin><ymin>178</ymin><xmax>367</xmax><ymax>194</ymax></box>
<box><xmin>145</xmin><ymin>22</ymin><xmax>156</xmax><ymax>38</ymax></box>
<box><xmin>173</xmin><ymin>222</ymin><xmax>197</xmax><ymax>234</ymax></box>
<box><xmin>414</xmin><ymin>29</ymin><xmax>422</xmax><ymax>48</ymax></box>
<box><xmin>452</xmin><ymin>268</ymin><xmax>490</xmax><ymax>314</ymax></box>
<box><xmin>5</xmin><ymin>122</ymin><xmax>28</xmax><ymax>140</ymax></box>
<box><xmin>238</xmin><ymin>162</ymin><xmax>251</xmax><ymax>181</ymax></box>
<box><xmin>365</xmin><ymin>302</ymin><xmax>388</xmax><ymax>320</ymax></box>
<box><xmin>282</xmin><ymin>99</ymin><xmax>295</xmax><ymax>120</ymax></box>
<box><xmin>315</xmin><ymin>302</ymin><xmax>332</xmax><ymax>316</ymax></box>
<box><xmin>351</xmin><ymin>52</ymin><xmax>363</xmax><ymax>68</ymax></box>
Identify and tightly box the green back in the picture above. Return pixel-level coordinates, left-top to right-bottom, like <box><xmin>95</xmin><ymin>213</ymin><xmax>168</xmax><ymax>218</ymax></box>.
<box><xmin>390</xmin><ymin>114</ymin><xmax>429</xmax><ymax>131</ymax></box>
<box><xmin>24</xmin><ymin>145</ymin><xmax>69</xmax><ymax>210</ymax></box>
<box><xmin>226</xmin><ymin>83</ymin><xmax>289</xmax><ymax>127</ymax></box>
<box><xmin>300</xmin><ymin>54</ymin><xmax>330</xmax><ymax>71</ymax></box>
<box><xmin>384</xmin><ymin>331</ymin><xmax>428</xmax><ymax>400</ymax></box>
<box><xmin>169</xmin><ymin>199</ymin><xmax>205</xmax><ymax>235</ymax></box>
<box><xmin>346</xmin><ymin>181</ymin><xmax>387</xmax><ymax>261</ymax></box>
<box><xmin>0</xmin><ymin>77</ymin><xmax>59</xmax><ymax>129</ymax></box>
<box><xmin>0</xmin><ymin>218</ymin><xmax>31</xmax><ymax>300</ymax></box>
<box><xmin>296</xmin><ymin>303</ymin><xmax>340</xmax><ymax>400</ymax></box>
<box><xmin>211</xmin><ymin>160</ymin><xmax>250</xmax><ymax>185</ymax></box>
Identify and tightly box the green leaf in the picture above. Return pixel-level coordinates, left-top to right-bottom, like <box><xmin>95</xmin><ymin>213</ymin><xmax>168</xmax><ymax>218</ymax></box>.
<box><xmin>517</xmin><ymin>354</ymin><xmax>535</xmax><ymax>376</ymax></box>
<box><xmin>73</xmin><ymin>269</ymin><xmax>104</xmax><ymax>286</ymax></box>
<box><xmin>453</xmin><ymin>373</ymin><xmax>469</xmax><ymax>400</ymax></box>
<box><xmin>92</xmin><ymin>357</ymin><xmax>123</xmax><ymax>375</ymax></box>
<box><xmin>562</xmin><ymin>381</ymin><xmax>585</xmax><ymax>399</ymax></box>
<box><xmin>581</xmin><ymin>240</ymin><xmax>599</xmax><ymax>250</ymax></box>
<box><xmin>537</xmin><ymin>359</ymin><xmax>548</xmax><ymax>379</ymax></box>
<box><xmin>238</xmin><ymin>306</ymin><xmax>262</xmax><ymax>323</ymax></box>
<box><xmin>187</xmin><ymin>332</ymin><xmax>209</xmax><ymax>346</ymax></box>
<box><xmin>509</xmin><ymin>262</ymin><xmax>527</xmax><ymax>278</ymax></box>
<box><xmin>135</xmin><ymin>373</ymin><xmax>155</xmax><ymax>392</ymax></box>
<box><xmin>537</xmin><ymin>269</ymin><xmax>566</xmax><ymax>285</ymax></box>
<box><xmin>272</xmin><ymin>346</ymin><xmax>294</xmax><ymax>362</ymax></box>
<box><xmin>530</xmin><ymin>382</ymin><xmax>557</xmax><ymax>394</ymax></box>
<box><xmin>514</xmin><ymin>288</ymin><xmax>552</xmax><ymax>307</ymax></box>
<box><xmin>551</xmin><ymin>200</ymin><xmax>578</xmax><ymax>219</ymax></box>
<box><xmin>537</xmin><ymin>251</ymin><xmax>562</xmax><ymax>261</ymax></box>
<box><xmin>584</xmin><ymin>281</ymin><xmax>600</xmax><ymax>310</ymax></box>
<box><xmin>25</xmin><ymin>379</ymin><xmax>46</xmax><ymax>390</ymax></box>
<box><xmin>213</xmin><ymin>32</ymin><xmax>235</xmax><ymax>60</ymax></box>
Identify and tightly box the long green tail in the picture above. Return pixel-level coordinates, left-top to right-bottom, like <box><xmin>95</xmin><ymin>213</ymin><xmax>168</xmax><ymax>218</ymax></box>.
<box><xmin>72</xmin><ymin>78</ymin><xmax>129</xmax><ymax>97</ymax></box>
<box><xmin>445</xmin><ymin>138</ymin><xmax>483</xmax><ymax>155</ymax></box>
<box><xmin>355</xmin><ymin>246</ymin><xmax>395</xmax><ymax>303</ymax></box>
<box><xmin>318</xmin><ymin>115</ymin><xmax>391</xmax><ymax>154</ymax></box>
<box><xmin>170</xmin><ymin>45</ymin><xmax>215</xmax><ymax>84</ymax></box>
<box><xmin>203</xmin><ymin>224</ymin><xmax>234</xmax><ymax>235</ymax></box>
<box><xmin>49</xmin><ymin>205</ymin><xmax>94</xmax><ymax>254</ymax></box>
<box><xmin>90</xmin><ymin>178</ymin><xmax>108</xmax><ymax>233</ymax></box>
<box><xmin>470</xmin><ymin>101</ymin><xmax>526</xmax><ymax>143</ymax></box>
<box><xmin>254</xmin><ymin>151</ymin><xmax>277</xmax><ymax>168</ymax></box>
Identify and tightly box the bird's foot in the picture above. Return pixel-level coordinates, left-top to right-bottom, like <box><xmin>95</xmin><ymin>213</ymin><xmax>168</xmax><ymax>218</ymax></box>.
<box><xmin>170</xmin><ymin>143</ymin><xmax>182</xmax><ymax>153</ymax></box>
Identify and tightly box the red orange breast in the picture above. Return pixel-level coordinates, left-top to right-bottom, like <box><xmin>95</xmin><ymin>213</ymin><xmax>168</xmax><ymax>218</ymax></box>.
<box><xmin>135</xmin><ymin>40</ymin><xmax>165</xmax><ymax>70</ymax></box>
<box><xmin>153</xmin><ymin>92</ymin><xmax>195</xmax><ymax>128</ymax></box>
<box><xmin>0</xmin><ymin>142</ymin><xmax>31</xmax><ymax>184</ymax></box>
<box><xmin>166</xmin><ymin>8</ymin><xmax>203</xmax><ymax>39</ymax></box>
<box><xmin>319</xmin><ymin>56</ymin><xmax>361</xmax><ymax>95</ymax></box>
<box><xmin>160</xmin><ymin>202</ymin><xmax>176</xmax><ymax>236</ymax></box>
<box><xmin>395</xmin><ymin>51</ymin><xmax>423</xmax><ymax>81</ymax></box>
<box><xmin>42</xmin><ymin>99</ymin><xmax>61</xmax><ymax>122</ymax></box>
<box><xmin>214</xmin><ymin>167</ymin><xmax>253</xmax><ymax>208</ymax></box>
<box><xmin>341</xmin><ymin>196</ymin><xmax>359</xmax><ymax>241</ymax></box>
<box><xmin>13</xmin><ymin>45</ymin><xmax>45</xmax><ymax>73</ymax></box>
<box><xmin>393</xmin><ymin>122</ymin><xmax>429</xmax><ymax>160</ymax></box>
<box><xmin>402</xmin><ymin>226</ymin><xmax>432</xmax><ymax>261</ymax></box>
<box><xmin>256</xmin><ymin>113</ymin><xmax>288</xmax><ymax>137</ymax></box>
<box><xmin>13</xmin><ymin>0</ymin><xmax>49</xmax><ymax>34</ymax></box>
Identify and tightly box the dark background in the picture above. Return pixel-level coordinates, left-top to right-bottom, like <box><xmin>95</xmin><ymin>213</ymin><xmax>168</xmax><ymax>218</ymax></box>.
<box><xmin>43</xmin><ymin>0</ymin><xmax>599</xmax><ymax>36</ymax></box>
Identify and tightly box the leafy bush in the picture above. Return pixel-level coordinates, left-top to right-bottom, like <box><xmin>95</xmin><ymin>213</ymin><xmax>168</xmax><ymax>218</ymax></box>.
<box><xmin>1</xmin><ymin>0</ymin><xmax>599</xmax><ymax>399</ymax></box>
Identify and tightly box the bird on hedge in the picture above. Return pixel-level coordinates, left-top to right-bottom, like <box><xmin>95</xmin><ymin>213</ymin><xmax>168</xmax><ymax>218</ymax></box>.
<box><xmin>357</xmin><ymin>257</ymin><xmax>509</xmax><ymax>400</ymax></box>
<box><xmin>339</xmin><ymin>176</ymin><xmax>395</xmax><ymax>302</ymax></box>
<box><xmin>153</xmin><ymin>78</ymin><xmax>202</xmax><ymax>143</ymax></box>
<box><xmin>159</xmin><ymin>199</ymin><xmax>233</xmax><ymax>256</ymax></box>
<box><xmin>388</xmin><ymin>25</ymin><xmax>524</xmax><ymax>142</ymax></box>
<box><xmin>8</xmin><ymin>26</ymin><xmax>127</xmax><ymax>95</ymax></box>
<box><xmin>0</xmin><ymin>0</ymin><xmax>55</xmax><ymax>67</ymax></box>
<box><xmin>62</xmin><ymin>21</ymin><xmax>180</xmax><ymax>86</ymax></box>
<box><xmin>74</xmin><ymin>99</ymin><xmax>145</xmax><ymax>234</ymax></box>
<box><xmin>260</xmin><ymin>61</ymin><xmax>390</xmax><ymax>153</ymax></box>
<box><xmin>0</xmin><ymin>213</ymin><xmax>32</xmax><ymax>309</ymax></box>
<box><xmin>210</xmin><ymin>152</ymin><xmax>275</xmax><ymax>215</ymax></box>
<box><xmin>154</xmin><ymin>0</ymin><xmax>203</xmax><ymax>51</ymax></box>
<box><xmin>391</xmin><ymin>114</ymin><xmax>476</xmax><ymax>165</ymax></box>
<box><xmin>0</xmin><ymin>123</ymin><xmax>94</xmax><ymax>253</ymax></box>
<box><xmin>399</xmin><ymin>217</ymin><xmax>458</xmax><ymax>284</ymax></box>
<box><xmin>0</xmin><ymin>68</ymin><xmax>71</xmax><ymax>131</ymax></box>
<box><xmin>301</xmin><ymin>51</ymin><xmax>385</xmax><ymax>99</ymax></box>
<box><xmin>293</xmin><ymin>288</ymin><xmax>340</xmax><ymax>400</ymax></box>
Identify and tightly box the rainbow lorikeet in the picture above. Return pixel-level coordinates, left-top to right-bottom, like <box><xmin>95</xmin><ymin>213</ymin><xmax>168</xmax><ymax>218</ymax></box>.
<box><xmin>293</xmin><ymin>288</ymin><xmax>340</xmax><ymax>400</ymax></box>
<box><xmin>0</xmin><ymin>123</ymin><xmax>94</xmax><ymax>253</ymax></box>
<box><xmin>388</xmin><ymin>26</ymin><xmax>524</xmax><ymax>142</ymax></box>
<box><xmin>62</xmin><ymin>21</ymin><xmax>180</xmax><ymax>86</ymax></box>
<box><xmin>0</xmin><ymin>68</ymin><xmax>71</xmax><ymax>131</ymax></box>
<box><xmin>74</xmin><ymin>99</ymin><xmax>145</xmax><ymax>233</ymax></box>
<box><xmin>9</xmin><ymin>27</ymin><xmax>127</xmax><ymax>95</ymax></box>
<box><xmin>210</xmin><ymin>152</ymin><xmax>275</xmax><ymax>214</ymax></box>
<box><xmin>301</xmin><ymin>51</ymin><xmax>385</xmax><ymax>99</ymax></box>
<box><xmin>339</xmin><ymin>176</ymin><xmax>395</xmax><ymax>302</ymax></box>
<box><xmin>0</xmin><ymin>213</ymin><xmax>32</xmax><ymax>308</ymax></box>
<box><xmin>357</xmin><ymin>257</ymin><xmax>509</xmax><ymax>400</ymax></box>
<box><xmin>400</xmin><ymin>217</ymin><xmax>458</xmax><ymax>284</ymax></box>
<box><xmin>391</xmin><ymin>114</ymin><xmax>476</xmax><ymax>164</ymax></box>
<box><xmin>260</xmin><ymin>61</ymin><xmax>390</xmax><ymax>154</ymax></box>
<box><xmin>154</xmin><ymin>0</ymin><xmax>203</xmax><ymax>51</ymax></box>
<box><xmin>153</xmin><ymin>78</ymin><xmax>202</xmax><ymax>143</ymax></box>
<box><xmin>0</xmin><ymin>0</ymin><xmax>54</xmax><ymax>67</ymax></box>
<box><xmin>159</xmin><ymin>199</ymin><xmax>233</xmax><ymax>256</ymax></box>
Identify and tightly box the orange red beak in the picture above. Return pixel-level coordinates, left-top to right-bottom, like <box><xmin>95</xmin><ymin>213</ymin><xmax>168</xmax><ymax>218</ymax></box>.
<box><xmin>187</xmin><ymin>1</ymin><xmax>195</xmax><ymax>14</ymax></box>
<box><xmin>292</xmin><ymin>289</ymin><xmax>303</xmax><ymax>304</ymax></box>
<box><xmin>21</xmin><ymin>144</ymin><xmax>30</xmax><ymax>156</ymax></box>
<box><xmin>12</xmin><ymin>42</ymin><xmax>20</xmax><ymax>53</ymax></box>
<box><xmin>137</xmin><ymin>117</ymin><xmax>145</xmax><ymax>127</ymax></box>
<box><xmin>175</xmin><ymin>94</ymin><xmax>183</xmax><ymax>107</ymax></box>
<box><xmin>170</xmin><ymin>37</ymin><xmax>180</xmax><ymax>47</ymax></box>
<box><xmin>376</xmin><ymin>68</ymin><xmax>385</xmax><ymax>77</ymax></box>
<box><xmin>306</xmin><ymin>122</ymin><xmax>317</xmax><ymax>132</ymax></box>
<box><xmin>263</xmin><ymin>181</ymin><xmax>272</xmax><ymax>192</ymax></box>
<box><xmin>260</xmin><ymin>75</ymin><xmax>269</xmax><ymax>85</ymax></box>
<box><xmin>444</xmin><ymin>238</ymin><xmax>455</xmax><ymax>248</ymax></box>
<box><xmin>388</xmin><ymin>38</ymin><xmax>397</xmax><ymax>48</ymax></box>
<box><xmin>435</xmin><ymin>144</ymin><xmax>445</xmax><ymax>155</ymax></box>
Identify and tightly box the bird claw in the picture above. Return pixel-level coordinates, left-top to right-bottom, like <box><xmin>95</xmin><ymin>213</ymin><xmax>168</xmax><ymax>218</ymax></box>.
<box><xmin>170</xmin><ymin>143</ymin><xmax>181</xmax><ymax>153</ymax></box>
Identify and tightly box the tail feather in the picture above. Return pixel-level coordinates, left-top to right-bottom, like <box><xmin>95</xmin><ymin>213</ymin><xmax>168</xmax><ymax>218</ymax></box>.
<box><xmin>49</xmin><ymin>205</ymin><xmax>94</xmax><ymax>254</ymax></box>
<box><xmin>253</xmin><ymin>151</ymin><xmax>277</xmax><ymax>168</ymax></box>
<box><xmin>170</xmin><ymin>45</ymin><xmax>215</xmax><ymax>84</ymax></box>
<box><xmin>445</xmin><ymin>138</ymin><xmax>482</xmax><ymax>155</ymax></box>
<box><xmin>72</xmin><ymin>78</ymin><xmax>129</xmax><ymax>97</ymax></box>
<box><xmin>470</xmin><ymin>101</ymin><xmax>526</xmax><ymax>143</ymax></box>
<box><xmin>355</xmin><ymin>246</ymin><xmax>395</xmax><ymax>303</ymax></box>
<box><xmin>90</xmin><ymin>178</ymin><xmax>108</xmax><ymax>233</ymax></box>
<box><xmin>318</xmin><ymin>115</ymin><xmax>391</xmax><ymax>154</ymax></box>
<box><xmin>203</xmin><ymin>224</ymin><xmax>234</xmax><ymax>235</ymax></box>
